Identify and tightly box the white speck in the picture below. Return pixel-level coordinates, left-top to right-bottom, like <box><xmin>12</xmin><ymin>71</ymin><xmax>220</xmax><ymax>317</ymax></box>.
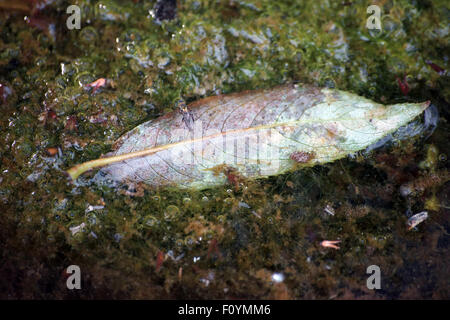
<box><xmin>200</xmin><ymin>278</ymin><xmax>210</xmax><ymax>286</ymax></box>
<box><xmin>27</xmin><ymin>171</ymin><xmax>43</xmax><ymax>183</ymax></box>
<box><xmin>239</xmin><ymin>201</ymin><xmax>251</xmax><ymax>209</ymax></box>
<box><xmin>324</xmin><ymin>205</ymin><xmax>335</xmax><ymax>216</ymax></box>
<box><xmin>167</xmin><ymin>250</ymin><xmax>185</xmax><ymax>261</ymax></box>
<box><xmin>69</xmin><ymin>222</ymin><xmax>85</xmax><ymax>235</ymax></box>
<box><xmin>407</xmin><ymin>211</ymin><xmax>428</xmax><ymax>230</ymax></box>
<box><xmin>85</xmin><ymin>205</ymin><xmax>104</xmax><ymax>213</ymax></box>
<box><xmin>252</xmin><ymin>211</ymin><xmax>261</xmax><ymax>218</ymax></box>
<box><xmin>114</xmin><ymin>233</ymin><xmax>123</xmax><ymax>242</ymax></box>
<box><xmin>193</xmin><ymin>256</ymin><xmax>200</xmax><ymax>263</ymax></box>
<box><xmin>271</xmin><ymin>273</ymin><xmax>285</xmax><ymax>283</ymax></box>
<box><xmin>241</xmin><ymin>68</ymin><xmax>256</xmax><ymax>78</ymax></box>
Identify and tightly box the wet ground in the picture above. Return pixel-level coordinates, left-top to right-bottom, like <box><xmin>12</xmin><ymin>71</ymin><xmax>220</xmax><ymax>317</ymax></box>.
<box><xmin>0</xmin><ymin>0</ymin><xmax>448</xmax><ymax>299</ymax></box>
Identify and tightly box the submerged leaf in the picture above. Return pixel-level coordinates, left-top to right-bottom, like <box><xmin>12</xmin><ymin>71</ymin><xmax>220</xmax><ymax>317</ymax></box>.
<box><xmin>67</xmin><ymin>83</ymin><xmax>429</xmax><ymax>189</ymax></box>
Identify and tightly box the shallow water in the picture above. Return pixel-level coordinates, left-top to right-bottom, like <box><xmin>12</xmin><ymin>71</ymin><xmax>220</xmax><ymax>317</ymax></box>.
<box><xmin>0</xmin><ymin>0</ymin><xmax>448</xmax><ymax>299</ymax></box>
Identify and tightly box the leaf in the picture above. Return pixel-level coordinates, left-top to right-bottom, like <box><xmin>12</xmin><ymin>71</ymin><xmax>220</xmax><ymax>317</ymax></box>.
<box><xmin>67</xmin><ymin>83</ymin><xmax>429</xmax><ymax>189</ymax></box>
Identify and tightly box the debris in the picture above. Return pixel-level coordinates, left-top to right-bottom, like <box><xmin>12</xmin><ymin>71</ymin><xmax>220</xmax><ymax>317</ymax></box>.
<box><xmin>252</xmin><ymin>210</ymin><xmax>261</xmax><ymax>218</ymax></box>
<box><xmin>271</xmin><ymin>273</ymin><xmax>285</xmax><ymax>283</ymax></box>
<box><xmin>46</xmin><ymin>147</ymin><xmax>58</xmax><ymax>156</ymax></box>
<box><xmin>85</xmin><ymin>78</ymin><xmax>107</xmax><ymax>93</ymax></box>
<box><xmin>320</xmin><ymin>240</ymin><xmax>341</xmax><ymax>250</ymax></box>
<box><xmin>85</xmin><ymin>205</ymin><xmax>105</xmax><ymax>213</ymax></box>
<box><xmin>166</xmin><ymin>250</ymin><xmax>184</xmax><ymax>261</ymax></box>
<box><xmin>324</xmin><ymin>204</ymin><xmax>335</xmax><ymax>216</ymax></box>
<box><xmin>407</xmin><ymin>211</ymin><xmax>428</xmax><ymax>230</ymax></box>
<box><xmin>238</xmin><ymin>201</ymin><xmax>251</xmax><ymax>209</ymax></box>
<box><xmin>425</xmin><ymin>60</ymin><xmax>445</xmax><ymax>75</ymax></box>
<box><xmin>69</xmin><ymin>222</ymin><xmax>85</xmax><ymax>235</ymax></box>
<box><xmin>397</xmin><ymin>75</ymin><xmax>410</xmax><ymax>96</ymax></box>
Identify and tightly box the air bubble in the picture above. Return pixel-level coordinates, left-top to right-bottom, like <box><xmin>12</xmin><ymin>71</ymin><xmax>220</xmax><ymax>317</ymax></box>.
<box><xmin>164</xmin><ymin>205</ymin><xmax>180</xmax><ymax>220</ymax></box>
<box><xmin>185</xmin><ymin>236</ymin><xmax>195</xmax><ymax>247</ymax></box>
<box><xmin>175</xmin><ymin>239</ymin><xmax>184</xmax><ymax>247</ymax></box>
<box><xmin>145</xmin><ymin>216</ymin><xmax>158</xmax><ymax>227</ymax></box>
<box><xmin>79</xmin><ymin>26</ymin><xmax>98</xmax><ymax>43</ymax></box>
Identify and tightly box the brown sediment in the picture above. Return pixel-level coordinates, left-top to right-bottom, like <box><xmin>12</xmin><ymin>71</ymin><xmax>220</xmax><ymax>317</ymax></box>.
<box><xmin>400</xmin><ymin>170</ymin><xmax>450</xmax><ymax>197</ymax></box>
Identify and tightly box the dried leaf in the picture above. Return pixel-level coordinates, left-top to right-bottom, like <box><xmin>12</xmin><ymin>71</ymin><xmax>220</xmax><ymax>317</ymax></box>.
<box><xmin>67</xmin><ymin>84</ymin><xmax>429</xmax><ymax>189</ymax></box>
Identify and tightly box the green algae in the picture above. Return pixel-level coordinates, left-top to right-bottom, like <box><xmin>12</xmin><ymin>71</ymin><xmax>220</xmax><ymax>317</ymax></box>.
<box><xmin>0</xmin><ymin>0</ymin><xmax>449</xmax><ymax>299</ymax></box>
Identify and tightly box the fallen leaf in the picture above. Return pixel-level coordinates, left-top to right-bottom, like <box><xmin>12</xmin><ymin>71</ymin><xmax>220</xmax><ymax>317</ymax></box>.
<box><xmin>67</xmin><ymin>83</ymin><xmax>430</xmax><ymax>190</ymax></box>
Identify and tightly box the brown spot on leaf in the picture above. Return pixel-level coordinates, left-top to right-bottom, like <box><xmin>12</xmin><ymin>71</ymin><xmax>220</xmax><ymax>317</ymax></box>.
<box><xmin>290</xmin><ymin>151</ymin><xmax>315</xmax><ymax>163</ymax></box>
